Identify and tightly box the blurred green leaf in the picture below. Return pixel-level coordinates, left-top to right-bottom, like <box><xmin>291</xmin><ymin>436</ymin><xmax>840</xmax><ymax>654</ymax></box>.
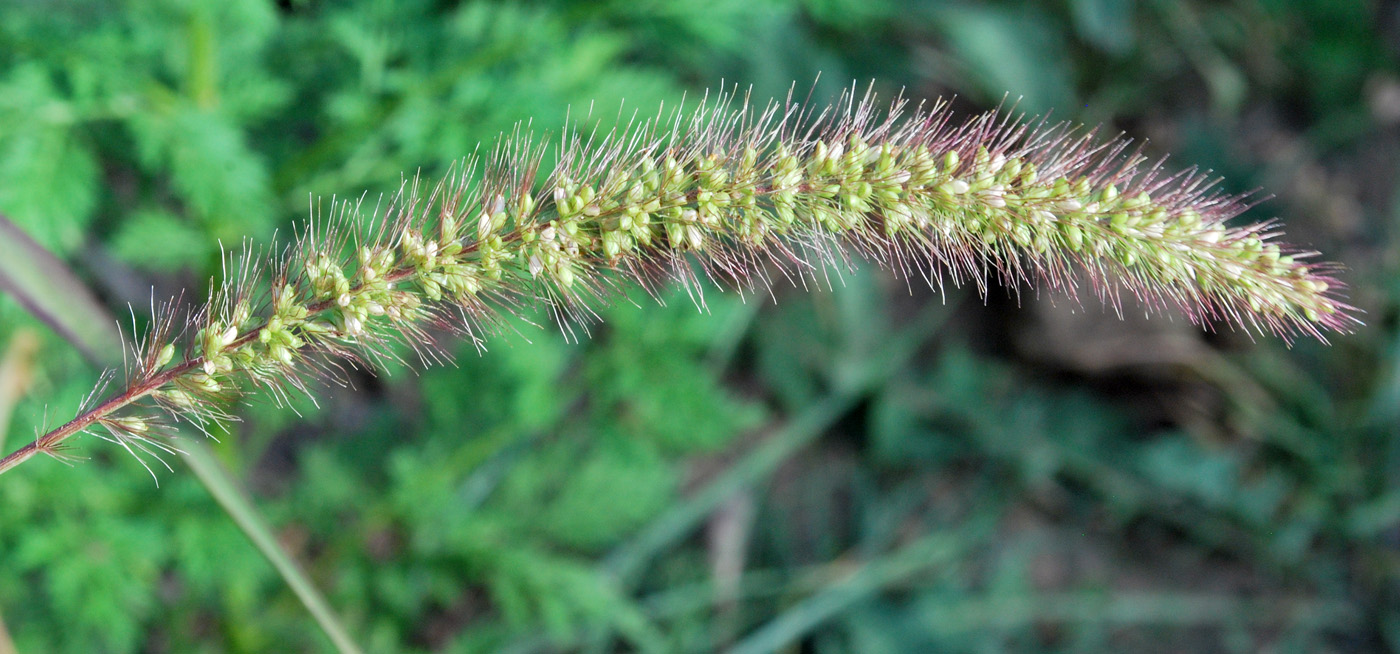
<box><xmin>0</xmin><ymin>126</ymin><xmax>99</xmax><ymax>255</ymax></box>
<box><xmin>129</xmin><ymin>105</ymin><xmax>276</xmax><ymax>241</ymax></box>
<box><xmin>927</xmin><ymin>4</ymin><xmax>1075</xmax><ymax>114</ymax></box>
<box><xmin>1070</xmin><ymin>0</ymin><xmax>1136</xmax><ymax>54</ymax></box>
<box><xmin>108</xmin><ymin>208</ymin><xmax>214</xmax><ymax>272</ymax></box>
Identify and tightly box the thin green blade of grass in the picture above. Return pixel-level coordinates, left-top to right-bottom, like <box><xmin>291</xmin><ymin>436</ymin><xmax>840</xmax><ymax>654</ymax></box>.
<box><xmin>913</xmin><ymin>591</ymin><xmax>1357</xmax><ymax>633</ymax></box>
<box><xmin>601</xmin><ymin>299</ymin><xmax>960</xmax><ymax>585</ymax></box>
<box><xmin>726</xmin><ymin>519</ymin><xmax>996</xmax><ymax>654</ymax></box>
<box><xmin>0</xmin><ymin>215</ymin><xmax>122</xmax><ymax>363</ymax></box>
<box><xmin>505</xmin><ymin>301</ymin><xmax>960</xmax><ymax>654</ymax></box>
<box><xmin>180</xmin><ymin>442</ymin><xmax>364</xmax><ymax>654</ymax></box>
<box><xmin>0</xmin><ymin>216</ymin><xmax>362</xmax><ymax>654</ymax></box>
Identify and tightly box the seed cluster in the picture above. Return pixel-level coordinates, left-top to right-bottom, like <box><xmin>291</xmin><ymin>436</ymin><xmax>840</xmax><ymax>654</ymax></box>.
<box><xmin>0</xmin><ymin>84</ymin><xmax>1356</xmax><ymax>478</ymax></box>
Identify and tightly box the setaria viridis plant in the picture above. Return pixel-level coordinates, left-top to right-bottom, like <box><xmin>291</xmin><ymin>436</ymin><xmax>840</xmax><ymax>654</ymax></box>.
<box><xmin>0</xmin><ymin>83</ymin><xmax>1359</xmax><ymax>480</ymax></box>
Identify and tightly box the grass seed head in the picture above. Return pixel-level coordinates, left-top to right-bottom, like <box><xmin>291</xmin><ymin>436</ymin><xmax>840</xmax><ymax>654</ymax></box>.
<box><xmin>4</xmin><ymin>81</ymin><xmax>1360</xmax><ymax>477</ymax></box>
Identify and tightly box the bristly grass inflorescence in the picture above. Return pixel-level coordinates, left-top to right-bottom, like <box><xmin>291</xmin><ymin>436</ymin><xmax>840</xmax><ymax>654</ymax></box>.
<box><xmin>0</xmin><ymin>83</ymin><xmax>1359</xmax><ymax>479</ymax></box>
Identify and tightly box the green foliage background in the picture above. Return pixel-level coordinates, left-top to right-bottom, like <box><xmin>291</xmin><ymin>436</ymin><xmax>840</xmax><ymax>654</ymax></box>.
<box><xmin>0</xmin><ymin>0</ymin><xmax>1396</xmax><ymax>651</ymax></box>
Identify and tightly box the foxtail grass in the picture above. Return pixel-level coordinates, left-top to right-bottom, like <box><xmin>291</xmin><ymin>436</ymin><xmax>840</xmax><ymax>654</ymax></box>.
<box><xmin>0</xmin><ymin>83</ymin><xmax>1358</xmax><ymax>479</ymax></box>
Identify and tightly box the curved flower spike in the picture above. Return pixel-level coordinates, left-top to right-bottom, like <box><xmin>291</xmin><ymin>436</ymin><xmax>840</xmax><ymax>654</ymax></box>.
<box><xmin>0</xmin><ymin>82</ymin><xmax>1358</xmax><ymax>478</ymax></box>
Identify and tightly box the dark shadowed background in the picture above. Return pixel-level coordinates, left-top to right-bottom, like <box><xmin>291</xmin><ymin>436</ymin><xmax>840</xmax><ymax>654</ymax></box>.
<box><xmin>1</xmin><ymin>0</ymin><xmax>1397</xmax><ymax>652</ymax></box>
